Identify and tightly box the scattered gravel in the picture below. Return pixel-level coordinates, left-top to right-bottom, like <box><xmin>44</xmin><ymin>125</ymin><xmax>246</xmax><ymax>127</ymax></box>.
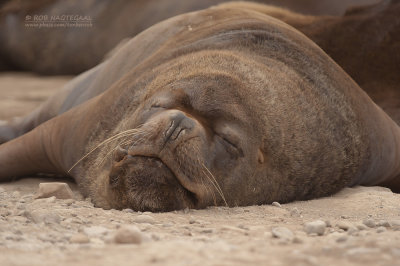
<box><xmin>0</xmin><ymin>180</ymin><xmax>398</xmax><ymax>266</ymax></box>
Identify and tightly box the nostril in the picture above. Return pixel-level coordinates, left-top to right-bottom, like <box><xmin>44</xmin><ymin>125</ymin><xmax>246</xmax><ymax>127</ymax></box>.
<box><xmin>165</xmin><ymin>112</ymin><xmax>186</xmax><ymax>142</ymax></box>
<box><xmin>113</xmin><ymin>146</ymin><xmax>128</xmax><ymax>162</ymax></box>
<box><xmin>171</xmin><ymin>127</ymin><xmax>185</xmax><ymax>140</ymax></box>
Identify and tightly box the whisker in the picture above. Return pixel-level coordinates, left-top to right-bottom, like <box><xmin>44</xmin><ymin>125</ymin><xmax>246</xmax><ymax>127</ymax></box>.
<box><xmin>68</xmin><ymin>127</ymin><xmax>146</xmax><ymax>172</ymax></box>
<box><xmin>201</xmin><ymin>162</ymin><xmax>228</xmax><ymax>207</ymax></box>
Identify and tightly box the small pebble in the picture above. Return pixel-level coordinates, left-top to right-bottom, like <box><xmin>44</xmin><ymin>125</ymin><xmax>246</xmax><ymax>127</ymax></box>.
<box><xmin>363</xmin><ymin>218</ymin><xmax>376</xmax><ymax>228</ymax></box>
<box><xmin>113</xmin><ymin>225</ymin><xmax>144</xmax><ymax>244</ymax></box>
<box><xmin>26</xmin><ymin>209</ymin><xmax>61</xmax><ymax>224</ymax></box>
<box><xmin>69</xmin><ymin>233</ymin><xmax>90</xmax><ymax>244</ymax></box>
<box><xmin>64</xmin><ymin>199</ymin><xmax>75</xmax><ymax>205</ymax></box>
<box><xmin>12</xmin><ymin>191</ymin><xmax>21</xmax><ymax>198</ymax></box>
<box><xmin>389</xmin><ymin>220</ymin><xmax>400</xmax><ymax>230</ymax></box>
<box><xmin>271</xmin><ymin>202</ymin><xmax>282</xmax><ymax>208</ymax></box>
<box><xmin>304</xmin><ymin>220</ymin><xmax>326</xmax><ymax>236</ymax></box>
<box><xmin>337</xmin><ymin>221</ymin><xmax>353</xmax><ymax>231</ymax></box>
<box><xmin>271</xmin><ymin>227</ymin><xmax>294</xmax><ymax>242</ymax></box>
<box><xmin>122</xmin><ymin>208</ymin><xmax>134</xmax><ymax>213</ymax></box>
<box><xmin>325</xmin><ymin>220</ymin><xmax>332</xmax><ymax>227</ymax></box>
<box><xmin>0</xmin><ymin>210</ymin><xmax>11</xmax><ymax>217</ymax></box>
<box><xmin>35</xmin><ymin>183</ymin><xmax>74</xmax><ymax>200</ymax></box>
<box><xmin>377</xmin><ymin>220</ymin><xmax>391</xmax><ymax>228</ymax></box>
<box><xmin>336</xmin><ymin>235</ymin><xmax>348</xmax><ymax>243</ymax></box>
<box><xmin>293</xmin><ymin>236</ymin><xmax>303</xmax><ymax>244</ymax></box>
<box><xmin>346</xmin><ymin>247</ymin><xmax>379</xmax><ymax>257</ymax></box>
<box><xmin>356</xmin><ymin>224</ymin><xmax>368</xmax><ymax>230</ymax></box>
<box><xmin>376</xmin><ymin>226</ymin><xmax>387</xmax><ymax>233</ymax></box>
<box><xmin>347</xmin><ymin>227</ymin><xmax>359</xmax><ymax>235</ymax></box>
<box><xmin>133</xmin><ymin>215</ymin><xmax>155</xmax><ymax>224</ymax></box>
<box><xmin>201</xmin><ymin>228</ymin><xmax>214</xmax><ymax>234</ymax></box>
<box><xmin>237</xmin><ymin>224</ymin><xmax>249</xmax><ymax>230</ymax></box>
<box><xmin>83</xmin><ymin>226</ymin><xmax>109</xmax><ymax>237</ymax></box>
<box><xmin>290</xmin><ymin>208</ymin><xmax>301</xmax><ymax>217</ymax></box>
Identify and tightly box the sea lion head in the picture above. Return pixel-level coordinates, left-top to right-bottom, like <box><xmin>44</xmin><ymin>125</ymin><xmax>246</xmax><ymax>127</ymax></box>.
<box><xmin>99</xmin><ymin>62</ymin><xmax>267</xmax><ymax>212</ymax></box>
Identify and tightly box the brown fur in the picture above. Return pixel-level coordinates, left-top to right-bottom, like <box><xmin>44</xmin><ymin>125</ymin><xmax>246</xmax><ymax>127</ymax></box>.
<box><xmin>218</xmin><ymin>0</ymin><xmax>400</xmax><ymax>124</ymax></box>
<box><xmin>0</xmin><ymin>5</ymin><xmax>399</xmax><ymax>211</ymax></box>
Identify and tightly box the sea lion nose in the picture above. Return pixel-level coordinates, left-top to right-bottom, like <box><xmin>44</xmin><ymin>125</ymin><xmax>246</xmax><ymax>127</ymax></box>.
<box><xmin>164</xmin><ymin>111</ymin><xmax>194</xmax><ymax>143</ymax></box>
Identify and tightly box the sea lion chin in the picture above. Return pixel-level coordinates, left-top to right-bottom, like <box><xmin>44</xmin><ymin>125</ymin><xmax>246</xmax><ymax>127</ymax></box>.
<box><xmin>0</xmin><ymin>4</ymin><xmax>400</xmax><ymax>211</ymax></box>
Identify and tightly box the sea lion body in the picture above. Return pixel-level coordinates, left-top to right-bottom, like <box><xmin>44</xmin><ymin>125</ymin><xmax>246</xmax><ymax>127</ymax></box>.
<box><xmin>220</xmin><ymin>0</ymin><xmax>400</xmax><ymax>124</ymax></box>
<box><xmin>0</xmin><ymin>6</ymin><xmax>400</xmax><ymax>211</ymax></box>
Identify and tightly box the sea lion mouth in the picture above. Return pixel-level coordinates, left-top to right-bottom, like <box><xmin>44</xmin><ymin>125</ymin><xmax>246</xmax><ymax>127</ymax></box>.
<box><xmin>109</xmin><ymin>154</ymin><xmax>198</xmax><ymax>211</ymax></box>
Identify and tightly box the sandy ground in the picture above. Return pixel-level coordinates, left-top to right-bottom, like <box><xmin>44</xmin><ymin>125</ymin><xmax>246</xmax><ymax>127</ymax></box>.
<box><xmin>0</xmin><ymin>72</ymin><xmax>399</xmax><ymax>266</ymax></box>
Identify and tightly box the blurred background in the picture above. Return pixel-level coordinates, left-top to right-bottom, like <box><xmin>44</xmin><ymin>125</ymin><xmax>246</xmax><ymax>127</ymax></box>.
<box><xmin>0</xmin><ymin>0</ymin><xmax>379</xmax><ymax>75</ymax></box>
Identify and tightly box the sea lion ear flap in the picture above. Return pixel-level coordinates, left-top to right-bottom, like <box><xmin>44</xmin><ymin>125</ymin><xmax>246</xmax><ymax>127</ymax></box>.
<box><xmin>257</xmin><ymin>138</ymin><xmax>269</xmax><ymax>165</ymax></box>
<box><xmin>113</xmin><ymin>146</ymin><xmax>128</xmax><ymax>162</ymax></box>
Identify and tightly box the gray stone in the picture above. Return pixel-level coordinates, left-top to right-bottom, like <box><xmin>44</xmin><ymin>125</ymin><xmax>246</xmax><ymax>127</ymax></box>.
<box><xmin>113</xmin><ymin>225</ymin><xmax>144</xmax><ymax>244</ymax></box>
<box><xmin>35</xmin><ymin>183</ymin><xmax>74</xmax><ymax>200</ymax></box>
<box><xmin>346</xmin><ymin>247</ymin><xmax>379</xmax><ymax>257</ymax></box>
<box><xmin>83</xmin><ymin>226</ymin><xmax>109</xmax><ymax>237</ymax></box>
<box><xmin>271</xmin><ymin>227</ymin><xmax>294</xmax><ymax>242</ymax></box>
<box><xmin>271</xmin><ymin>202</ymin><xmax>282</xmax><ymax>208</ymax></box>
<box><xmin>377</xmin><ymin>220</ymin><xmax>391</xmax><ymax>228</ymax></box>
<box><xmin>290</xmin><ymin>207</ymin><xmax>301</xmax><ymax>217</ymax></box>
<box><xmin>356</xmin><ymin>224</ymin><xmax>368</xmax><ymax>230</ymax></box>
<box><xmin>27</xmin><ymin>209</ymin><xmax>61</xmax><ymax>224</ymax></box>
<box><xmin>376</xmin><ymin>226</ymin><xmax>387</xmax><ymax>233</ymax></box>
<box><xmin>325</xmin><ymin>220</ymin><xmax>332</xmax><ymax>227</ymax></box>
<box><xmin>389</xmin><ymin>220</ymin><xmax>400</xmax><ymax>230</ymax></box>
<box><xmin>64</xmin><ymin>199</ymin><xmax>75</xmax><ymax>206</ymax></box>
<box><xmin>201</xmin><ymin>228</ymin><xmax>214</xmax><ymax>234</ymax></box>
<box><xmin>363</xmin><ymin>218</ymin><xmax>376</xmax><ymax>228</ymax></box>
<box><xmin>336</xmin><ymin>221</ymin><xmax>353</xmax><ymax>231</ymax></box>
<box><xmin>69</xmin><ymin>233</ymin><xmax>90</xmax><ymax>244</ymax></box>
<box><xmin>304</xmin><ymin>220</ymin><xmax>326</xmax><ymax>236</ymax></box>
<box><xmin>336</xmin><ymin>235</ymin><xmax>348</xmax><ymax>243</ymax></box>
<box><xmin>133</xmin><ymin>214</ymin><xmax>155</xmax><ymax>224</ymax></box>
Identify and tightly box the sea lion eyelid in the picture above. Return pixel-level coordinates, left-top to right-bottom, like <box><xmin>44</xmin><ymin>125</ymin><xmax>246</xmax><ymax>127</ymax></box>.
<box><xmin>217</xmin><ymin>134</ymin><xmax>238</xmax><ymax>149</ymax></box>
<box><xmin>150</xmin><ymin>103</ymin><xmax>165</xmax><ymax>109</ymax></box>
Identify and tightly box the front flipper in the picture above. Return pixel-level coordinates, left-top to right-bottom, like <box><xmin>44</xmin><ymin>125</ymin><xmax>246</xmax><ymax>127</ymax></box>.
<box><xmin>0</xmin><ymin>123</ymin><xmax>62</xmax><ymax>181</ymax></box>
<box><xmin>0</xmin><ymin>119</ymin><xmax>18</xmax><ymax>144</ymax></box>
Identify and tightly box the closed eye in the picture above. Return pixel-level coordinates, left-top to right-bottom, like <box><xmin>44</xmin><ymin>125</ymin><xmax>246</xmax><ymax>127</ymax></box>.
<box><xmin>216</xmin><ymin>134</ymin><xmax>243</xmax><ymax>158</ymax></box>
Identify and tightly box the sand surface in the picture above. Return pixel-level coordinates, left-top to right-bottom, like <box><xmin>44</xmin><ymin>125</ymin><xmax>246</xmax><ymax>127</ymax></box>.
<box><xmin>0</xmin><ymin>73</ymin><xmax>399</xmax><ymax>266</ymax></box>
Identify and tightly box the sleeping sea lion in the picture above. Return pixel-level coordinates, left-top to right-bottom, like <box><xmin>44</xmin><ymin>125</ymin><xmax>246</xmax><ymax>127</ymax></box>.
<box><xmin>0</xmin><ymin>5</ymin><xmax>399</xmax><ymax>211</ymax></box>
